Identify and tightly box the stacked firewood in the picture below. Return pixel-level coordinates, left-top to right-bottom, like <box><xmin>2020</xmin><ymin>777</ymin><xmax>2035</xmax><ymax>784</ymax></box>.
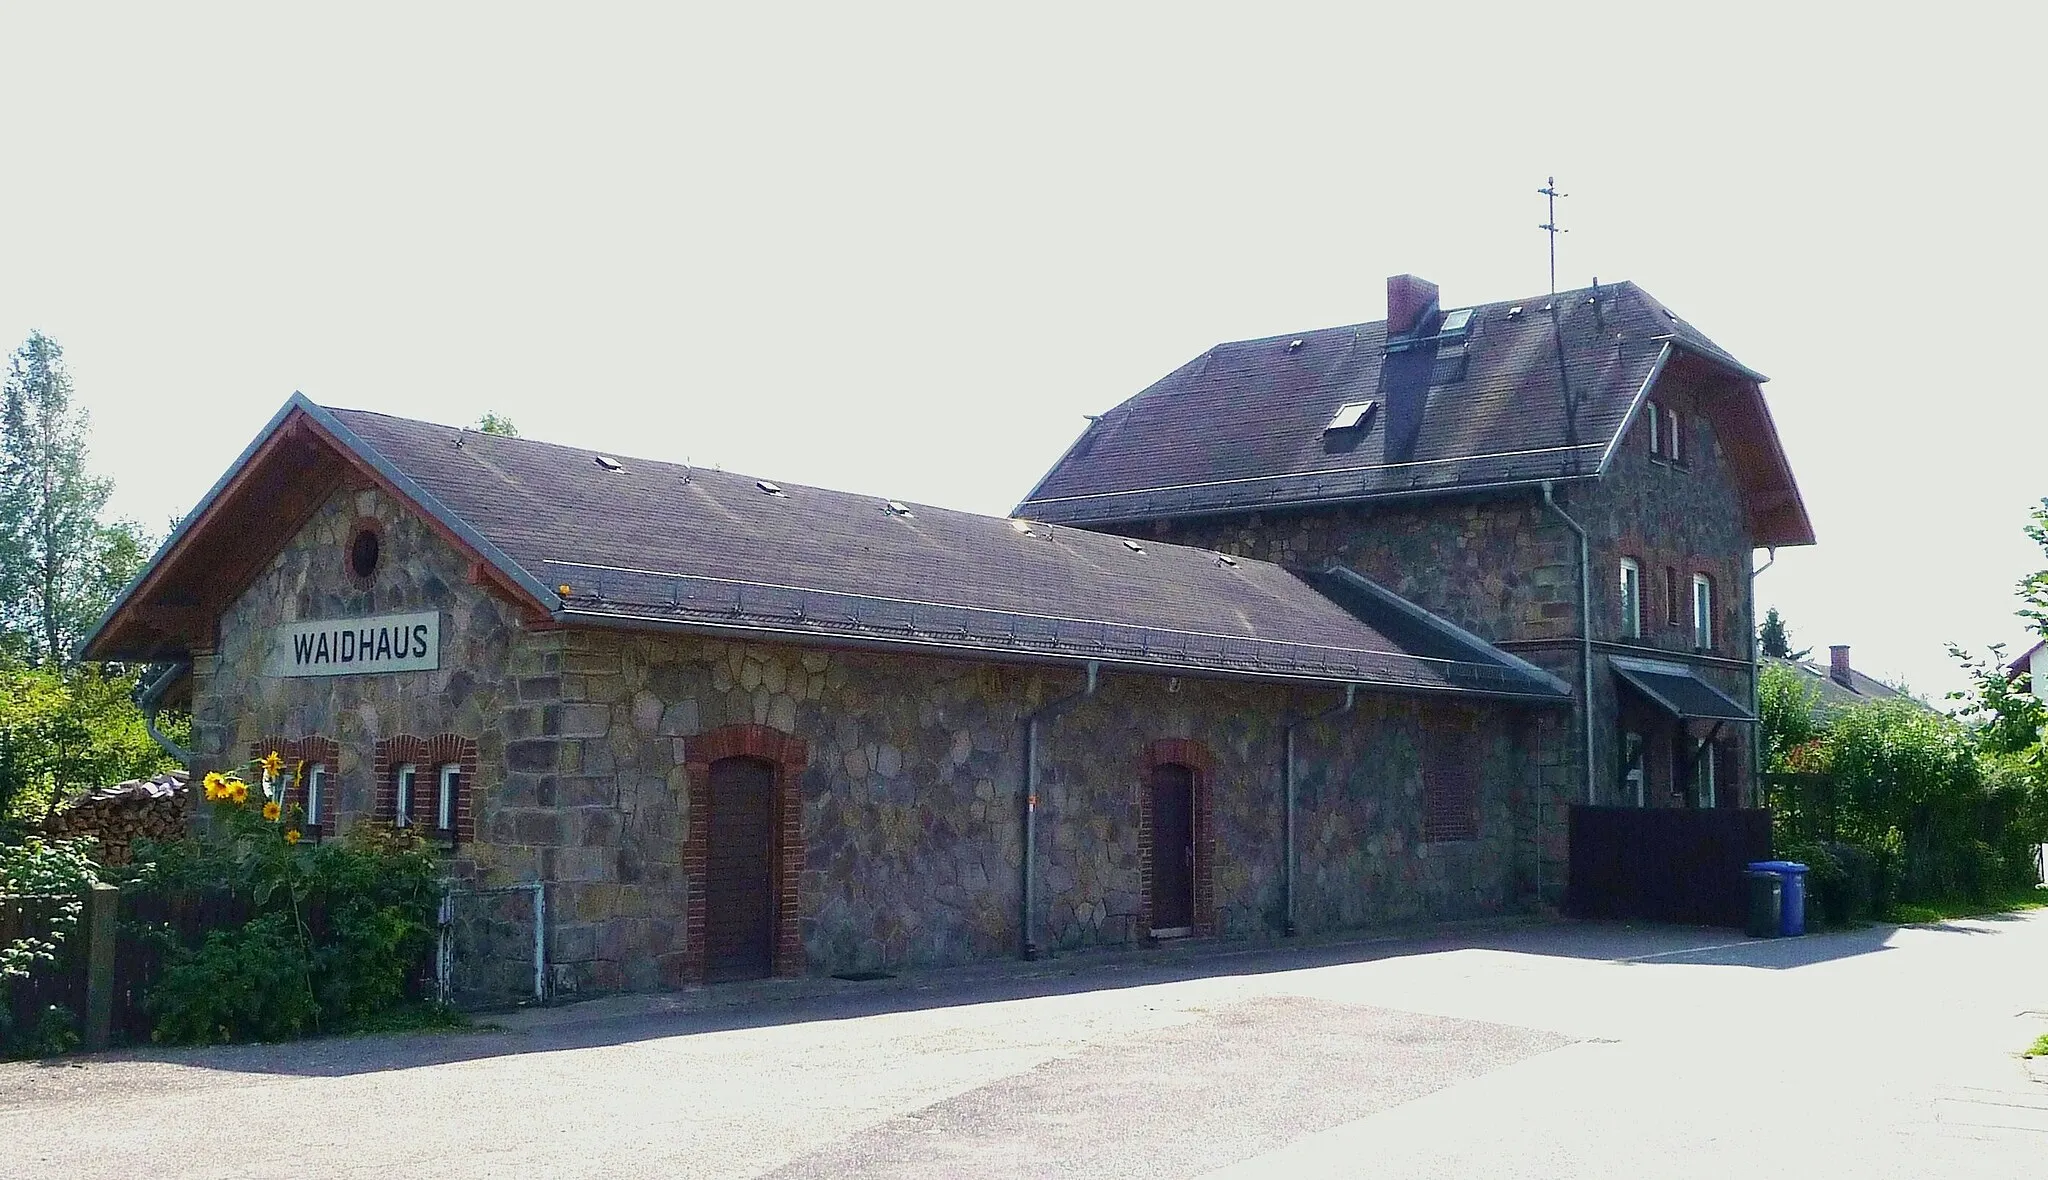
<box><xmin>43</xmin><ymin>772</ymin><xmax>193</xmax><ymax>866</ymax></box>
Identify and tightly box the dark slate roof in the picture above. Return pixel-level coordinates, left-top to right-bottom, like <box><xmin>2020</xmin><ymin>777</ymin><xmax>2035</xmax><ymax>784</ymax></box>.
<box><xmin>311</xmin><ymin>405</ymin><xmax>1566</xmax><ymax>699</ymax></box>
<box><xmin>1611</xmin><ymin>656</ymin><xmax>1757</xmax><ymax>723</ymax></box>
<box><xmin>1766</xmin><ymin>656</ymin><xmax>1927</xmax><ymax>713</ymax></box>
<box><xmin>1016</xmin><ymin>281</ymin><xmax>1798</xmax><ymax>535</ymax></box>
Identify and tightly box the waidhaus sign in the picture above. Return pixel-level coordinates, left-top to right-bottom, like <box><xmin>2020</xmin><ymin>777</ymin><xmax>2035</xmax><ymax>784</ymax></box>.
<box><xmin>266</xmin><ymin>612</ymin><xmax>440</xmax><ymax>678</ymax></box>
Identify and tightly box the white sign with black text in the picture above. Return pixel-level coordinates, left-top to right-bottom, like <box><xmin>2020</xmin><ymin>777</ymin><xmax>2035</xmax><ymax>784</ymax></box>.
<box><xmin>266</xmin><ymin>611</ymin><xmax>440</xmax><ymax>678</ymax></box>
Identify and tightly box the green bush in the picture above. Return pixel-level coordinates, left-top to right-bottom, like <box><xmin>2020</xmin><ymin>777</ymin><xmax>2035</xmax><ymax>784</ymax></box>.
<box><xmin>123</xmin><ymin>756</ymin><xmax>442</xmax><ymax>1045</ymax></box>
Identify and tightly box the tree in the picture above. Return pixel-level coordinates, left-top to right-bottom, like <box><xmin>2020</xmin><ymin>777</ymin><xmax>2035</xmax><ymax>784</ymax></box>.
<box><xmin>0</xmin><ymin>333</ymin><xmax>151</xmax><ymax>667</ymax></box>
<box><xmin>1757</xmin><ymin>606</ymin><xmax>1810</xmax><ymax>660</ymax></box>
<box><xmin>473</xmin><ymin>413</ymin><xmax>519</xmax><ymax>438</ymax></box>
<box><xmin>2021</xmin><ymin>498</ymin><xmax>2048</xmax><ymax>642</ymax></box>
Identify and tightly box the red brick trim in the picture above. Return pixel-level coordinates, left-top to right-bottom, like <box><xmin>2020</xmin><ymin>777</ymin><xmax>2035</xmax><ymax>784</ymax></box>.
<box><xmin>372</xmin><ymin>733</ymin><xmax>479</xmax><ymax>844</ymax></box>
<box><xmin>1137</xmin><ymin>739</ymin><xmax>1217</xmax><ymax>938</ymax></box>
<box><xmin>249</xmin><ymin>735</ymin><xmax>339</xmax><ymax>834</ymax></box>
<box><xmin>681</xmin><ymin>724</ymin><xmax>808</xmax><ymax>982</ymax></box>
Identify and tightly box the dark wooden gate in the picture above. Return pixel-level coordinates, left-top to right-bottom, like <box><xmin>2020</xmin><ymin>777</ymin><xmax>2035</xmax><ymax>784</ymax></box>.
<box><xmin>1567</xmin><ymin>806</ymin><xmax>1772</xmax><ymax>928</ymax></box>
<box><xmin>1149</xmin><ymin>763</ymin><xmax>1194</xmax><ymax>930</ymax></box>
<box><xmin>703</xmin><ymin>756</ymin><xmax>775</xmax><ymax>981</ymax></box>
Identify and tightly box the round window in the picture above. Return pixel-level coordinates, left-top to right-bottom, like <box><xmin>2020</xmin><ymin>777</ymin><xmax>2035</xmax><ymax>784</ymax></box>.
<box><xmin>348</xmin><ymin>527</ymin><xmax>381</xmax><ymax>579</ymax></box>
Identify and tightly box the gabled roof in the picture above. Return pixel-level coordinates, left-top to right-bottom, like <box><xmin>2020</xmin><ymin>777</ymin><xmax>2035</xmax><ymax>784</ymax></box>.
<box><xmin>1766</xmin><ymin>655</ymin><xmax>1928</xmax><ymax>713</ymax></box>
<box><xmin>1016</xmin><ymin>280</ymin><xmax>1815</xmax><ymax>548</ymax></box>
<box><xmin>83</xmin><ymin>397</ymin><xmax>1569</xmax><ymax>702</ymax></box>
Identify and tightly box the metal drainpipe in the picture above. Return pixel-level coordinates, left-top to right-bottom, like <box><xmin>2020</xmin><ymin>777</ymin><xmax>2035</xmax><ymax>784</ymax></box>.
<box><xmin>1283</xmin><ymin>683</ymin><xmax>1356</xmax><ymax>937</ymax></box>
<box><xmin>1751</xmin><ymin>547</ymin><xmax>1777</xmax><ymax>802</ymax></box>
<box><xmin>133</xmin><ymin>659</ymin><xmax>193</xmax><ymax>767</ymax></box>
<box><xmin>1540</xmin><ymin>481</ymin><xmax>1596</xmax><ymax>806</ymax></box>
<box><xmin>1021</xmin><ymin>661</ymin><xmax>1099</xmax><ymax>960</ymax></box>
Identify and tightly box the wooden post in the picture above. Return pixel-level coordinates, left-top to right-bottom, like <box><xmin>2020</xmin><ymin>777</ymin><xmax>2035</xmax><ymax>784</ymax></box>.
<box><xmin>83</xmin><ymin>883</ymin><xmax>119</xmax><ymax>1051</ymax></box>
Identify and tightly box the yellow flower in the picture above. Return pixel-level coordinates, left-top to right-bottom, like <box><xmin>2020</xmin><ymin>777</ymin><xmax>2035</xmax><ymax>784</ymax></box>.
<box><xmin>292</xmin><ymin>760</ymin><xmax>306</xmax><ymax>787</ymax></box>
<box><xmin>262</xmin><ymin>801</ymin><xmax>281</xmax><ymax>822</ymax></box>
<box><xmin>229</xmin><ymin>782</ymin><xmax>249</xmax><ymax>805</ymax></box>
<box><xmin>261</xmin><ymin>751</ymin><xmax>285</xmax><ymax>778</ymax></box>
<box><xmin>284</xmin><ymin>829</ymin><xmax>302</xmax><ymax>845</ymax></box>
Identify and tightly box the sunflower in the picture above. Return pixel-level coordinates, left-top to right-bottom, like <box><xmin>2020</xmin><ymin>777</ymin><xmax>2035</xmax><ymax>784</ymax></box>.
<box><xmin>202</xmin><ymin>771</ymin><xmax>229</xmax><ymax>800</ymax></box>
<box><xmin>228</xmin><ymin>781</ymin><xmax>249</xmax><ymax>805</ymax></box>
<box><xmin>284</xmin><ymin>829</ymin><xmax>302</xmax><ymax>845</ymax></box>
<box><xmin>261</xmin><ymin>750</ymin><xmax>285</xmax><ymax>778</ymax></box>
<box><xmin>262</xmin><ymin>800</ymin><xmax>282</xmax><ymax>822</ymax></box>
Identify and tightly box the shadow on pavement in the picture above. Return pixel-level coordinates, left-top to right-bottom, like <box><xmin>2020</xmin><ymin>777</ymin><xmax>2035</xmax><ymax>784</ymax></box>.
<box><xmin>52</xmin><ymin>913</ymin><xmax>2019</xmax><ymax>1080</ymax></box>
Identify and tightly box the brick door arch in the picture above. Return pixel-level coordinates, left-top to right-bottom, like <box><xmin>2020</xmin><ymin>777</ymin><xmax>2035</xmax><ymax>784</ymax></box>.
<box><xmin>1139</xmin><ymin>739</ymin><xmax>1217</xmax><ymax>937</ymax></box>
<box><xmin>682</xmin><ymin>724</ymin><xmax>807</xmax><ymax>981</ymax></box>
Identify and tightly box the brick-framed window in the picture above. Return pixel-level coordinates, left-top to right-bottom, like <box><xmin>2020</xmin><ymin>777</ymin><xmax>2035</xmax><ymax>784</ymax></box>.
<box><xmin>681</xmin><ymin>724</ymin><xmax>807</xmax><ymax>984</ymax></box>
<box><xmin>1618</xmin><ymin>557</ymin><xmax>1642</xmax><ymax>640</ymax></box>
<box><xmin>250</xmin><ymin>735</ymin><xmax>341</xmax><ymax>840</ymax></box>
<box><xmin>1692</xmin><ymin>572</ymin><xmax>1716</xmax><ymax>652</ymax></box>
<box><xmin>1137</xmin><ymin>739</ymin><xmax>1216</xmax><ymax>938</ymax></box>
<box><xmin>1646</xmin><ymin>400</ymin><xmax>1662</xmax><ymax>458</ymax></box>
<box><xmin>1664</xmin><ymin>566</ymin><xmax>1681</xmax><ymax>629</ymax></box>
<box><xmin>373</xmin><ymin>734</ymin><xmax>478</xmax><ymax>844</ymax></box>
<box><xmin>1420</xmin><ymin>714</ymin><xmax>1480</xmax><ymax>843</ymax></box>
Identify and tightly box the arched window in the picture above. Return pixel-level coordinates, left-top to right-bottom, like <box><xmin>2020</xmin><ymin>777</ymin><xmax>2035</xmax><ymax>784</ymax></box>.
<box><xmin>1619</xmin><ymin>557</ymin><xmax>1642</xmax><ymax>640</ymax></box>
<box><xmin>249</xmin><ymin>735</ymin><xmax>338</xmax><ymax>839</ymax></box>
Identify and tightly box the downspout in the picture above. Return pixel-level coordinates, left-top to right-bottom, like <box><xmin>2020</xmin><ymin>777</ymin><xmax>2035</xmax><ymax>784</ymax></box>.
<box><xmin>1751</xmin><ymin>547</ymin><xmax>1777</xmax><ymax>804</ymax></box>
<box><xmin>133</xmin><ymin>659</ymin><xmax>193</xmax><ymax>767</ymax></box>
<box><xmin>1540</xmin><ymin>481</ymin><xmax>1596</xmax><ymax>805</ymax></box>
<box><xmin>1282</xmin><ymin>683</ymin><xmax>1356</xmax><ymax>937</ymax></box>
<box><xmin>1021</xmin><ymin>661</ymin><xmax>1099</xmax><ymax>960</ymax></box>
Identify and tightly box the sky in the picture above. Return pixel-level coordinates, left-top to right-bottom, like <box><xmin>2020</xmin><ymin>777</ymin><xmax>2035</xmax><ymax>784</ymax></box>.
<box><xmin>1</xmin><ymin>5</ymin><xmax>2042</xmax><ymax>702</ymax></box>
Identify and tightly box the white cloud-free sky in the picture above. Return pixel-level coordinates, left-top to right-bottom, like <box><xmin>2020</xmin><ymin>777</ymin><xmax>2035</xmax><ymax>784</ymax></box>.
<box><xmin>2</xmin><ymin>5</ymin><xmax>2041</xmax><ymax>700</ymax></box>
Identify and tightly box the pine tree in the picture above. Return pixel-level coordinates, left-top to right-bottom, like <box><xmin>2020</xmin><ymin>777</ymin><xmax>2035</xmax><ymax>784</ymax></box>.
<box><xmin>0</xmin><ymin>333</ymin><xmax>148</xmax><ymax>667</ymax></box>
<box><xmin>1757</xmin><ymin>606</ymin><xmax>1810</xmax><ymax>661</ymax></box>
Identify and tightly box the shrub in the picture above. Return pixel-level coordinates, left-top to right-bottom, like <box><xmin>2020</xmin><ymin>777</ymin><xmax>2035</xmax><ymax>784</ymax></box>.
<box><xmin>124</xmin><ymin>753</ymin><xmax>442</xmax><ymax>1044</ymax></box>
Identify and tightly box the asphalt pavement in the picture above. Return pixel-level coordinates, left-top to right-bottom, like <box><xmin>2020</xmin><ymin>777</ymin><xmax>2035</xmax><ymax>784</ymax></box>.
<box><xmin>5</xmin><ymin>914</ymin><xmax>2048</xmax><ymax>1178</ymax></box>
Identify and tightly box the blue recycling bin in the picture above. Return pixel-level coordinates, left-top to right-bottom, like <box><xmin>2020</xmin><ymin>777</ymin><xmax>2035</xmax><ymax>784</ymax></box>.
<box><xmin>1747</xmin><ymin>861</ymin><xmax>1809</xmax><ymax>936</ymax></box>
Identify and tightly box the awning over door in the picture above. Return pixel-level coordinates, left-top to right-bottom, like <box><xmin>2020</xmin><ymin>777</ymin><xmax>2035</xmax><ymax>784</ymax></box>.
<box><xmin>1610</xmin><ymin>656</ymin><xmax>1757</xmax><ymax>723</ymax></box>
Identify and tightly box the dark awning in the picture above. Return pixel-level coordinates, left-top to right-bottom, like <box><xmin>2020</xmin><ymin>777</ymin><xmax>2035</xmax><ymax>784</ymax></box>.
<box><xmin>1611</xmin><ymin>656</ymin><xmax>1757</xmax><ymax>723</ymax></box>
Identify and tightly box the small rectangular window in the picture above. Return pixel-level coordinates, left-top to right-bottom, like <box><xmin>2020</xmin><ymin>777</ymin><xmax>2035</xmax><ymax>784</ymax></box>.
<box><xmin>436</xmin><ymin>765</ymin><xmax>460</xmax><ymax>836</ymax></box>
<box><xmin>394</xmin><ymin>764</ymin><xmax>416</xmax><ymax>828</ymax></box>
<box><xmin>1664</xmin><ymin>567</ymin><xmax>1680</xmax><ymax>628</ymax></box>
<box><xmin>1700</xmin><ymin>742</ymin><xmax>1717</xmax><ymax>809</ymax></box>
<box><xmin>1437</xmin><ymin>308</ymin><xmax>1473</xmax><ymax>338</ymax></box>
<box><xmin>1646</xmin><ymin>401</ymin><xmax>1662</xmax><ymax>457</ymax></box>
<box><xmin>306</xmin><ymin>764</ymin><xmax>325</xmax><ymax>827</ymax></box>
<box><xmin>1324</xmin><ymin>400</ymin><xmax>1378</xmax><ymax>433</ymax></box>
<box><xmin>1619</xmin><ymin>558</ymin><xmax>1641</xmax><ymax>640</ymax></box>
<box><xmin>1666</xmin><ymin>408</ymin><xmax>1683</xmax><ymax>464</ymax></box>
<box><xmin>1622</xmin><ymin>732</ymin><xmax>1645</xmax><ymax>807</ymax></box>
<box><xmin>1693</xmin><ymin>573</ymin><xmax>1714</xmax><ymax>650</ymax></box>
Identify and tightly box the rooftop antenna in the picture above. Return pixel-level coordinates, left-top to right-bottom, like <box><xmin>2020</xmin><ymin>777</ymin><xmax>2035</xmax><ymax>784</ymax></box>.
<box><xmin>1537</xmin><ymin>176</ymin><xmax>1567</xmax><ymax>295</ymax></box>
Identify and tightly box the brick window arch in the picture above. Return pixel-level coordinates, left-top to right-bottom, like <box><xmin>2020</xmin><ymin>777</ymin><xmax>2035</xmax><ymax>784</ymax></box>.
<box><xmin>373</xmin><ymin>734</ymin><xmax>478</xmax><ymax>843</ymax></box>
<box><xmin>1139</xmin><ymin>739</ymin><xmax>1216</xmax><ymax>938</ymax></box>
<box><xmin>250</xmin><ymin>735</ymin><xmax>341</xmax><ymax>837</ymax></box>
<box><xmin>682</xmin><ymin>724</ymin><xmax>808</xmax><ymax>981</ymax></box>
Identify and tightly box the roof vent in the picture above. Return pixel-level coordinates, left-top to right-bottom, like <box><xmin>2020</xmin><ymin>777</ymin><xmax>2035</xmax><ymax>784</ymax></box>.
<box><xmin>756</xmin><ymin>480</ymin><xmax>785</xmax><ymax>496</ymax></box>
<box><xmin>1286</xmin><ymin>339</ymin><xmax>1304</xmax><ymax>352</ymax></box>
<box><xmin>1217</xmin><ymin>553</ymin><xmax>1238</xmax><ymax>567</ymax></box>
<box><xmin>1122</xmin><ymin>539</ymin><xmax>1145</xmax><ymax>553</ymax></box>
<box><xmin>1506</xmin><ymin>305</ymin><xmax>1525</xmax><ymax>320</ymax></box>
<box><xmin>594</xmin><ymin>455</ymin><xmax>623</xmax><ymax>471</ymax></box>
<box><xmin>1324</xmin><ymin>400</ymin><xmax>1378</xmax><ymax>433</ymax></box>
<box><xmin>883</xmin><ymin>500</ymin><xmax>913</xmax><ymax>518</ymax></box>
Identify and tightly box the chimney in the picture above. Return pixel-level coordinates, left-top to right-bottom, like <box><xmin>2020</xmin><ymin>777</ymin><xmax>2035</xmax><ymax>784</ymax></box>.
<box><xmin>1829</xmin><ymin>645</ymin><xmax>1853</xmax><ymax>688</ymax></box>
<box><xmin>1386</xmin><ymin>274</ymin><xmax>1440</xmax><ymax>338</ymax></box>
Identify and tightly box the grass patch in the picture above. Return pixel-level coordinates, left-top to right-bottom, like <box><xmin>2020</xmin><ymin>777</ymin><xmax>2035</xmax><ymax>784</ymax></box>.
<box><xmin>2028</xmin><ymin>1033</ymin><xmax>2048</xmax><ymax>1059</ymax></box>
<box><xmin>342</xmin><ymin>1001</ymin><xmax>472</xmax><ymax>1037</ymax></box>
<box><xmin>1892</xmin><ymin>886</ymin><xmax>2048</xmax><ymax>925</ymax></box>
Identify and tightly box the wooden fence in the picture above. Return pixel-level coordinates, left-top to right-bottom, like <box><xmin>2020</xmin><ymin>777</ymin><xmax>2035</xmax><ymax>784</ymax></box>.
<box><xmin>1567</xmin><ymin>806</ymin><xmax>1773</xmax><ymax>928</ymax></box>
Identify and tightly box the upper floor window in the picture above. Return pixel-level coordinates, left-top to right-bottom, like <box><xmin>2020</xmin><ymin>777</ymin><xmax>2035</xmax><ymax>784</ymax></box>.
<box><xmin>1646</xmin><ymin>401</ymin><xmax>1662</xmax><ymax>457</ymax></box>
<box><xmin>1619</xmin><ymin>558</ymin><xmax>1642</xmax><ymax>640</ymax></box>
<box><xmin>1692</xmin><ymin>573</ymin><xmax>1714</xmax><ymax>650</ymax></box>
<box><xmin>1664</xmin><ymin>567</ymin><xmax>1681</xmax><ymax>629</ymax></box>
<box><xmin>1666</xmin><ymin>407</ymin><xmax>1683</xmax><ymax>464</ymax></box>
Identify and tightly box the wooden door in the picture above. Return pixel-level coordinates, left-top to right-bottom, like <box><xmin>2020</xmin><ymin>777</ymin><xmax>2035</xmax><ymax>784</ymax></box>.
<box><xmin>704</xmin><ymin>756</ymin><xmax>775</xmax><ymax>981</ymax></box>
<box><xmin>1149</xmin><ymin>763</ymin><xmax>1195</xmax><ymax>931</ymax></box>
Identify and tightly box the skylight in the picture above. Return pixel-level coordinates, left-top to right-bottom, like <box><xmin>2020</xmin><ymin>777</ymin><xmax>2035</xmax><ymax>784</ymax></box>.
<box><xmin>1122</xmin><ymin>539</ymin><xmax>1145</xmax><ymax>553</ymax></box>
<box><xmin>1324</xmin><ymin>400</ymin><xmax>1377</xmax><ymax>433</ymax></box>
<box><xmin>1438</xmin><ymin>308</ymin><xmax>1473</xmax><ymax>338</ymax></box>
<box><xmin>756</xmin><ymin>480</ymin><xmax>785</xmax><ymax>496</ymax></box>
<box><xmin>594</xmin><ymin>455</ymin><xmax>623</xmax><ymax>471</ymax></box>
<box><xmin>1217</xmin><ymin>553</ymin><xmax>1238</xmax><ymax>567</ymax></box>
<box><xmin>1009</xmin><ymin>518</ymin><xmax>1034</xmax><ymax>533</ymax></box>
<box><xmin>883</xmin><ymin>500</ymin><xmax>913</xmax><ymax>518</ymax></box>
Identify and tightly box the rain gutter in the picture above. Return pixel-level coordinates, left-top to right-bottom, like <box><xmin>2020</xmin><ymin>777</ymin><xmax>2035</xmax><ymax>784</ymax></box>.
<box><xmin>1540</xmin><ymin>481</ymin><xmax>1597</xmax><ymax>805</ymax></box>
<box><xmin>133</xmin><ymin>659</ymin><xmax>193</xmax><ymax>767</ymax></box>
<box><xmin>1282</xmin><ymin>683</ymin><xmax>1356</xmax><ymax>936</ymax></box>
<box><xmin>1020</xmin><ymin>662</ymin><xmax>1099</xmax><ymax>960</ymax></box>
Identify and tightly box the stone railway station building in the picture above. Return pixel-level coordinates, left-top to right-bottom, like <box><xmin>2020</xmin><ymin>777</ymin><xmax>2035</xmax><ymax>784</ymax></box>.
<box><xmin>85</xmin><ymin>275</ymin><xmax>1812</xmax><ymax>994</ymax></box>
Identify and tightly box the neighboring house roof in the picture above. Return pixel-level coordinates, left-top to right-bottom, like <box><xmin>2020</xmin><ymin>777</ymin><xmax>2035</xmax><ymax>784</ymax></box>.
<box><xmin>82</xmin><ymin>397</ymin><xmax>1569</xmax><ymax>702</ymax></box>
<box><xmin>1767</xmin><ymin>655</ymin><xmax>1924</xmax><ymax>713</ymax></box>
<box><xmin>1016</xmin><ymin>280</ymin><xmax>1814</xmax><ymax>548</ymax></box>
<box><xmin>2005</xmin><ymin>639</ymin><xmax>2044</xmax><ymax>681</ymax></box>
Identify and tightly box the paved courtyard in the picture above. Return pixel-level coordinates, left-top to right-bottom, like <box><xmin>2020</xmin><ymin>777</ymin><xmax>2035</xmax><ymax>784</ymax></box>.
<box><xmin>7</xmin><ymin>913</ymin><xmax>2048</xmax><ymax>1178</ymax></box>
